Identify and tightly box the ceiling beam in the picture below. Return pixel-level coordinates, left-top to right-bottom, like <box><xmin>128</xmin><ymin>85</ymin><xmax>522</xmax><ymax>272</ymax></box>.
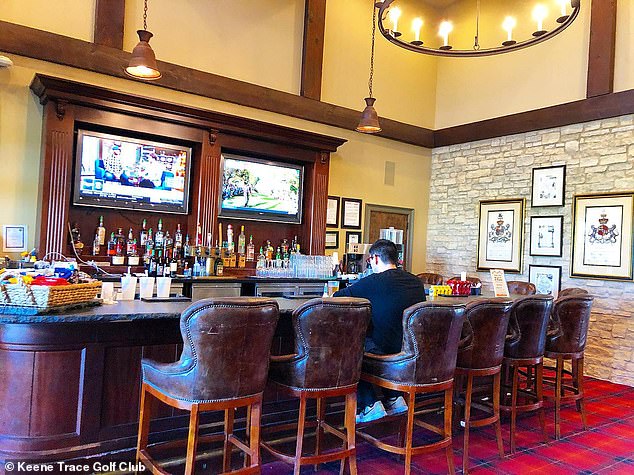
<box><xmin>586</xmin><ymin>0</ymin><xmax>617</xmax><ymax>97</ymax></box>
<box><xmin>93</xmin><ymin>0</ymin><xmax>125</xmax><ymax>50</ymax></box>
<box><xmin>301</xmin><ymin>0</ymin><xmax>327</xmax><ymax>101</ymax></box>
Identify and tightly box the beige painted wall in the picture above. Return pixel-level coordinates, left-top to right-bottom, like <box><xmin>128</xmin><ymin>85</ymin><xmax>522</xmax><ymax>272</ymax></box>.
<box><xmin>0</xmin><ymin>55</ymin><xmax>431</xmax><ymax>271</ymax></box>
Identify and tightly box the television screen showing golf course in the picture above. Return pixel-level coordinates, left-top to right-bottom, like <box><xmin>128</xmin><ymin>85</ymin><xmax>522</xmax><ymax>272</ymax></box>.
<box><xmin>220</xmin><ymin>156</ymin><xmax>302</xmax><ymax>218</ymax></box>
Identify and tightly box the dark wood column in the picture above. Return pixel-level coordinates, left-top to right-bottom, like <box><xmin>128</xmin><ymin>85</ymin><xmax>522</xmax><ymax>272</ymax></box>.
<box><xmin>94</xmin><ymin>0</ymin><xmax>125</xmax><ymax>50</ymax></box>
<box><xmin>586</xmin><ymin>0</ymin><xmax>617</xmax><ymax>97</ymax></box>
<box><xmin>301</xmin><ymin>0</ymin><xmax>327</xmax><ymax>101</ymax></box>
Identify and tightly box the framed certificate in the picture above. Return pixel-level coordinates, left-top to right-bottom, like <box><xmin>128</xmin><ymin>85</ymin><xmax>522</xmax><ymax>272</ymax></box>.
<box><xmin>529</xmin><ymin>215</ymin><xmax>563</xmax><ymax>257</ymax></box>
<box><xmin>2</xmin><ymin>225</ymin><xmax>27</xmax><ymax>253</ymax></box>
<box><xmin>529</xmin><ymin>265</ymin><xmax>562</xmax><ymax>298</ymax></box>
<box><xmin>532</xmin><ymin>165</ymin><xmax>566</xmax><ymax>207</ymax></box>
<box><xmin>341</xmin><ymin>198</ymin><xmax>362</xmax><ymax>229</ymax></box>
<box><xmin>325</xmin><ymin>231</ymin><xmax>339</xmax><ymax>249</ymax></box>
<box><xmin>326</xmin><ymin>196</ymin><xmax>340</xmax><ymax>228</ymax></box>
<box><xmin>477</xmin><ymin>199</ymin><xmax>525</xmax><ymax>273</ymax></box>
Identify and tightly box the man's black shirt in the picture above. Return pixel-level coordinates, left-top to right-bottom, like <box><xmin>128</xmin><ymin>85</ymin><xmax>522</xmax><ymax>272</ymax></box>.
<box><xmin>334</xmin><ymin>268</ymin><xmax>426</xmax><ymax>354</ymax></box>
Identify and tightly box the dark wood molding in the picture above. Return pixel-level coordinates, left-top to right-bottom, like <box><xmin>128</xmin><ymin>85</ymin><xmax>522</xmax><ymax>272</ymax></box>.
<box><xmin>586</xmin><ymin>0</ymin><xmax>617</xmax><ymax>98</ymax></box>
<box><xmin>301</xmin><ymin>0</ymin><xmax>327</xmax><ymax>101</ymax></box>
<box><xmin>0</xmin><ymin>20</ymin><xmax>432</xmax><ymax>148</ymax></box>
<box><xmin>433</xmin><ymin>89</ymin><xmax>634</xmax><ymax>147</ymax></box>
<box><xmin>94</xmin><ymin>0</ymin><xmax>125</xmax><ymax>50</ymax></box>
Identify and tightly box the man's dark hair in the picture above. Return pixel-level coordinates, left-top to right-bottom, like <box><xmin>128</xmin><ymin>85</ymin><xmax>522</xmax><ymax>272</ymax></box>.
<box><xmin>369</xmin><ymin>239</ymin><xmax>399</xmax><ymax>265</ymax></box>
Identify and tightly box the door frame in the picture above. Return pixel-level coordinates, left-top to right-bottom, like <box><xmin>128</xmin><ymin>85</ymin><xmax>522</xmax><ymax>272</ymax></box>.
<box><xmin>364</xmin><ymin>203</ymin><xmax>415</xmax><ymax>271</ymax></box>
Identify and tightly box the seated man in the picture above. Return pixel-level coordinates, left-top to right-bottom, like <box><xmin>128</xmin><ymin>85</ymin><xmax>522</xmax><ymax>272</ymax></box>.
<box><xmin>334</xmin><ymin>239</ymin><xmax>426</xmax><ymax>423</ymax></box>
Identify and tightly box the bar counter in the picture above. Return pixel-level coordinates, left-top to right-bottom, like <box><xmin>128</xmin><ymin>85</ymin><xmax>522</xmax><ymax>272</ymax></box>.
<box><xmin>0</xmin><ymin>298</ymin><xmax>308</xmax><ymax>463</ymax></box>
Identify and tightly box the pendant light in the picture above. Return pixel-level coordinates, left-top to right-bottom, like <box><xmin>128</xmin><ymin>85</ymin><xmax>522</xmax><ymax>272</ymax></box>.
<box><xmin>356</xmin><ymin>2</ymin><xmax>382</xmax><ymax>134</ymax></box>
<box><xmin>125</xmin><ymin>0</ymin><xmax>161</xmax><ymax>80</ymax></box>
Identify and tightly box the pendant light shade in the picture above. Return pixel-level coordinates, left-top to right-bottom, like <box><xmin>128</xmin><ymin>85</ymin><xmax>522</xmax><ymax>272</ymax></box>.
<box><xmin>356</xmin><ymin>97</ymin><xmax>382</xmax><ymax>134</ymax></box>
<box><xmin>125</xmin><ymin>30</ymin><xmax>161</xmax><ymax>80</ymax></box>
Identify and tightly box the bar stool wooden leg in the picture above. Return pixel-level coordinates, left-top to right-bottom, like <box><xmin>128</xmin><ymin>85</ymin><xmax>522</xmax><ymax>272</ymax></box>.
<box><xmin>315</xmin><ymin>397</ymin><xmax>325</xmax><ymax>470</ymax></box>
<box><xmin>493</xmin><ymin>372</ymin><xmax>504</xmax><ymax>459</ymax></box>
<box><xmin>223</xmin><ymin>408</ymin><xmax>234</xmax><ymax>472</ymax></box>
<box><xmin>249</xmin><ymin>399</ymin><xmax>262</xmax><ymax>470</ymax></box>
<box><xmin>536</xmin><ymin>363</ymin><xmax>548</xmax><ymax>443</ymax></box>
<box><xmin>555</xmin><ymin>356</ymin><xmax>563</xmax><ymax>440</ymax></box>
<box><xmin>575</xmin><ymin>357</ymin><xmax>588</xmax><ymax>430</ymax></box>
<box><xmin>184</xmin><ymin>404</ymin><xmax>200</xmax><ymax>475</ymax></box>
<box><xmin>136</xmin><ymin>384</ymin><xmax>152</xmax><ymax>464</ymax></box>
<box><xmin>444</xmin><ymin>387</ymin><xmax>456</xmax><ymax>475</ymax></box>
<box><xmin>404</xmin><ymin>390</ymin><xmax>416</xmax><ymax>475</ymax></box>
<box><xmin>243</xmin><ymin>404</ymin><xmax>252</xmax><ymax>468</ymax></box>
<box><xmin>341</xmin><ymin>392</ymin><xmax>357</xmax><ymax>475</ymax></box>
<box><xmin>293</xmin><ymin>394</ymin><xmax>307</xmax><ymax>475</ymax></box>
<box><xmin>509</xmin><ymin>364</ymin><xmax>519</xmax><ymax>454</ymax></box>
<box><xmin>462</xmin><ymin>373</ymin><xmax>473</xmax><ymax>475</ymax></box>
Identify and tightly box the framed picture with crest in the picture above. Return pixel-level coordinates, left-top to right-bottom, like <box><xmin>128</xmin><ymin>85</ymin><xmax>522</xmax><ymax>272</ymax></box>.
<box><xmin>571</xmin><ymin>192</ymin><xmax>634</xmax><ymax>280</ymax></box>
<box><xmin>477</xmin><ymin>199</ymin><xmax>525</xmax><ymax>273</ymax></box>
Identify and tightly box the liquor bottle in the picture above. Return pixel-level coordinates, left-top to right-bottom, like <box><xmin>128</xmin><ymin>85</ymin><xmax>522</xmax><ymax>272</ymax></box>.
<box><xmin>196</xmin><ymin>222</ymin><xmax>203</xmax><ymax>247</ymax></box>
<box><xmin>238</xmin><ymin>226</ymin><xmax>246</xmax><ymax>255</ymax></box>
<box><xmin>97</xmin><ymin>216</ymin><xmax>106</xmax><ymax>246</ymax></box>
<box><xmin>163</xmin><ymin>253</ymin><xmax>171</xmax><ymax>277</ymax></box>
<box><xmin>145</xmin><ymin>228</ymin><xmax>154</xmax><ymax>259</ymax></box>
<box><xmin>265</xmin><ymin>240</ymin><xmax>273</xmax><ymax>260</ymax></box>
<box><xmin>183</xmin><ymin>234</ymin><xmax>191</xmax><ymax>258</ymax></box>
<box><xmin>164</xmin><ymin>231</ymin><xmax>173</xmax><ymax>254</ymax></box>
<box><xmin>238</xmin><ymin>252</ymin><xmax>246</xmax><ymax>268</ymax></box>
<box><xmin>214</xmin><ymin>251</ymin><xmax>224</xmax><ymax>276</ymax></box>
<box><xmin>174</xmin><ymin>224</ymin><xmax>183</xmax><ymax>258</ymax></box>
<box><xmin>281</xmin><ymin>238</ymin><xmax>289</xmax><ymax>255</ymax></box>
<box><xmin>107</xmin><ymin>232</ymin><xmax>116</xmax><ymax>256</ymax></box>
<box><xmin>294</xmin><ymin>235</ymin><xmax>301</xmax><ymax>254</ymax></box>
<box><xmin>246</xmin><ymin>235</ymin><xmax>255</xmax><ymax>262</ymax></box>
<box><xmin>92</xmin><ymin>233</ymin><xmax>101</xmax><ymax>256</ymax></box>
<box><xmin>256</xmin><ymin>247</ymin><xmax>266</xmax><ymax>270</ymax></box>
<box><xmin>115</xmin><ymin>228</ymin><xmax>125</xmax><ymax>256</ymax></box>
<box><xmin>140</xmin><ymin>219</ymin><xmax>148</xmax><ymax>247</ymax></box>
<box><xmin>227</xmin><ymin>224</ymin><xmax>234</xmax><ymax>254</ymax></box>
<box><xmin>148</xmin><ymin>251</ymin><xmax>157</xmax><ymax>277</ymax></box>
<box><xmin>183</xmin><ymin>261</ymin><xmax>191</xmax><ymax>277</ymax></box>
<box><xmin>229</xmin><ymin>249</ymin><xmax>237</xmax><ymax>268</ymax></box>
<box><xmin>126</xmin><ymin>228</ymin><xmax>135</xmax><ymax>256</ymax></box>
<box><xmin>156</xmin><ymin>250</ymin><xmax>164</xmax><ymax>277</ymax></box>
<box><xmin>275</xmin><ymin>247</ymin><xmax>282</xmax><ymax>268</ymax></box>
<box><xmin>155</xmin><ymin>219</ymin><xmax>164</xmax><ymax>248</ymax></box>
<box><xmin>222</xmin><ymin>242</ymin><xmax>231</xmax><ymax>268</ymax></box>
<box><xmin>170</xmin><ymin>253</ymin><xmax>178</xmax><ymax>277</ymax></box>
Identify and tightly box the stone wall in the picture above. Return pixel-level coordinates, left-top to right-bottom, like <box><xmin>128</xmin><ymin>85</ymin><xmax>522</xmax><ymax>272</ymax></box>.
<box><xmin>426</xmin><ymin>115</ymin><xmax>634</xmax><ymax>386</ymax></box>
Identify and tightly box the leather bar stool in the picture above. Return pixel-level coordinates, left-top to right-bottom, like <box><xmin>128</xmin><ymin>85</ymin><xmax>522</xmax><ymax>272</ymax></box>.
<box><xmin>357</xmin><ymin>302</ymin><xmax>466</xmax><ymax>475</ymax></box>
<box><xmin>262</xmin><ymin>297</ymin><xmax>371</xmax><ymax>475</ymax></box>
<box><xmin>416</xmin><ymin>272</ymin><xmax>444</xmax><ymax>285</ymax></box>
<box><xmin>543</xmin><ymin>294</ymin><xmax>594</xmax><ymax>439</ymax></box>
<box><xmin>136</xmin><ymin>298</ymin><xmax>279</xmax><ymax>475</ymax></box>
<box><xmin>500</xmin><ymin>295</ymin><xmax>553</xmax><ymax>453</ymax></box>
<box><xmin>557</xmin><ymin>287</ymin><xmax>589</xmax><ymax>298</ymax></box>
<box><xmin>454</xmin><ymin>298</ymin><xmax>513</xmax><ymax>474</ymax></box>
<box><xmin>506</xmin><ymin>281</ymin><xmax>537</xmax><ymax>295</ymax></box>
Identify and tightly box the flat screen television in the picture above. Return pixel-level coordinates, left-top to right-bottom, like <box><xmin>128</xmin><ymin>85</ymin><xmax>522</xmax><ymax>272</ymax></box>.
<box><xmin>219</xmin><ymin>153</ymin><xmax>304</xmax><ymax>224</ymax></box>
<box><xmin>72</xmin><ymin>129</ymin><xmax>192</xmax><ymax>214</ymax></box>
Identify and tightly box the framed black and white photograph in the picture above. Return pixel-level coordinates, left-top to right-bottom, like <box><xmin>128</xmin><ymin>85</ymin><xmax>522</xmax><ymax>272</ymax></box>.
<box><xmin>529</xmin><ymin>264</ymin><xmax>562</xmax><ymax>298</ymax></box>
<box><xmin>2</xmin><ymin>224</ymin><xmax>27</xmax><ymax>253</ymax></box>
<box><xmin>529</xmin><ymin>215</ymin><xmax>564</xmax><ymax>257</ymax></box>
<box><xmin>571</xmin><ymin>192</ymin><xmax>634</xmax><ymax>280</ymax></box>
<box><xmin>477</xmin><ymin>199</ymin><xmax>525</xmax><ymax>273</ymax></box>
<box><xmin>325</xmin><ymin>231</ymin><xmax>339</xmax><ymax>249</ymax></box>
<box><xmin>345</xmin><ymin>231</ymin><xmax>362</xmax><ymax>246</ymax></box>
<box><xmin>531</xmin><ymin>165</ymin><xmax>566</xmax><ymax>207</ymax></box>
<box><xmin>326</xmin><ymin>195</ymin><xmax>340</xmax><ymax>228</ymax></box>
<box><xmin>341</xmin><ymin>197</ymin><xmax>362</xmax><ymax>229</ymax></box>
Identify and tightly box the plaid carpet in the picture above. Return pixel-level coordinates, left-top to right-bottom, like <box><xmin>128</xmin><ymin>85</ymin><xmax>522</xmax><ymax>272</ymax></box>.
<box><xmin>261</xmin><ymin>377</ymin><xmax>634</xmax><ymax>474</ymax></box>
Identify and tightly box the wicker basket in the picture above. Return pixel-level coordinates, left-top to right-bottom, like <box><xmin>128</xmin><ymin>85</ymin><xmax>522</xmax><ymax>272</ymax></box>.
<box><xmin>0</xmin><ymin>277</ymin><xmax>102</xmax><ymax>309</ymax></box>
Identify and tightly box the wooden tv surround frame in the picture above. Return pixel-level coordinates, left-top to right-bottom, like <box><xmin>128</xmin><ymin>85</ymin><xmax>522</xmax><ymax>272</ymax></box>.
<box><xmin>30</xmin><ymin>74</ymin><xmax>346</xmax><ymax>261</ymax></box>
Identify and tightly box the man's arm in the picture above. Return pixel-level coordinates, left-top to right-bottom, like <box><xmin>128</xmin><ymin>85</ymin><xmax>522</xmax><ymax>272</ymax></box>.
<box><xmin>333</xmin><ymin>275</ymin><xmax>373</xmax><ymax>298</ymax></box>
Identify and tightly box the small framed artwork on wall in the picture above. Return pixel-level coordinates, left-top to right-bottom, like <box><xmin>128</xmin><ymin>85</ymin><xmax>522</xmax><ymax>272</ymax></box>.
<box><xmin>531</xmin><ymin>165</ymin><xmax>566</xmax><ymax>207</ymax></box>
<box><xmin>325</xmin><ymin>231</ymin><xmax>339</xmax><ymax>249</ymax></box>
<box><xmin>341</xmin><ymin>198</ymin><xmax>362</xmax><ymax>229</ymax></box>
<box><xmin>345</xmin><ymin>231</ymin><xmax>362</xmax><ymax>246</ymax></box>
<box><xmin>529</xmin><ymin>264</ymin><xmax>562</xmax><ymax>298</ymax></box>
<box><xmin>529</xmin><ymin>215</ymin><xmax>564</xmax><ymax>257</ymax></box>
<box><xmin>326</xmin><ymin>196</ymin><xmax>340</xmax><ymax>228</ymax></box>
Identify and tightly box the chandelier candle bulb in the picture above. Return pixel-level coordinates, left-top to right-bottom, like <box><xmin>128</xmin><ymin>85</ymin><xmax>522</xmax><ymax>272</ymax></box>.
<box><xmin>502</xmin><ymin>16</ymin><xmax>517</xmax><ymax>46</ymax></box>
<box><xmin>438</xmin><ymin>21</ymin><xmax>453</xmax><ymax>50</ymax></box>
<box><xmin>411</xmin><ymin>17</ymin><xmax>424</xmax><ymax>45</ymax></box>
<box><xmin>557</xmin><ymin>0</ymin><xmax>569</xmax><ymax>22</ymax></box>
<box><xmin>388</xmin><ymin>7</ymin><xmax>402</xmax><ymax>36</ymax></box>
<box><xmin>532</xmin><ymin>4</ymin><xmax>548</xmax><ymax>36</ymax></box>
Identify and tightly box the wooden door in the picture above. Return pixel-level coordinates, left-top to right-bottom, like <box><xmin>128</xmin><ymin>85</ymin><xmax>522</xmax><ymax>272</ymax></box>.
<box><xmin>365</xmin><ymin>206</ymin><xmax>412</xmax><ymax>270</ymax></box>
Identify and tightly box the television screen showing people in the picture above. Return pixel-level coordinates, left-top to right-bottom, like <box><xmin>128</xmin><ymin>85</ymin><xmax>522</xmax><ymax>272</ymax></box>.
<box><xmin>75</xmin><ymin>130</ymin><xmax>190</xmax><ymax>213</ymax></box>
<box><xmin>220</xmin><ymin>155</ymin><xmax>302</xmax><ymax>222</ymax></box>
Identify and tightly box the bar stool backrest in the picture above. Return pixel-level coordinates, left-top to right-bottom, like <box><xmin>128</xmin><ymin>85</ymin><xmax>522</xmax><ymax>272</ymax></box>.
<box><xmin>505</xmin><ymin>295</ymin><xmax>554</xmax><ymax>358</ymax></box>
<box><xmin>506</xmin><ymin>281</ymin><xmax>537</xmax><ymax>295</ymax></box>
<box><xmin>459</xmin><ymin>299</ymin><xmax>513</xmax><ymax>369</ymax></box>
<box><xmin>177</xmin><ymin>297</ymin><xmax>279</xmax><ymax>401</ymax></box>
<box><xmin>557</xmin><ymin>287</ymin><xmax>589</xmax><ymax>298</ymax></box>
<box><xmin>400</xmin><ymin>302</ymin><xmax>466</xmax><ymax>384</ymax></box>
<box><xmin>290</xmin><ymin>297</ymin><xmax>371</xmax><ymax>389</ymax></box>
<box><xmin>416</xmin><ymin>272</ymin><xmax>444</xmax><ymax>285</ymax></box>
<box><xmin>547</xmin><ymin>295</ymin><xmax>594</xmax><ymax>354</ymax></box>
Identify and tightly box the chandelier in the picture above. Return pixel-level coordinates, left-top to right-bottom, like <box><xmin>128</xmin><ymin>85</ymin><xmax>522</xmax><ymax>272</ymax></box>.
<box><xmin>375</xmin><ymin>0</ymin><xmax>580</xmax><ymax>57</ymax></box>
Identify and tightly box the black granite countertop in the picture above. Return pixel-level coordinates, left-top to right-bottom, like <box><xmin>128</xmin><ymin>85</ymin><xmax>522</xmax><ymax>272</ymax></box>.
<box><xmin>0</xmin><ymin>297</ymin><xmax>311</xmax><ymax>324</ymax></box>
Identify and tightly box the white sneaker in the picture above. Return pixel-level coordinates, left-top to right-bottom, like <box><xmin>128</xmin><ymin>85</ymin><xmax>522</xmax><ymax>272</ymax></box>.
<box><xmin>356</xmin><ymin>401</ymin><xmax>387</xmax><ymax>424</ymax></box>
<box><xmin>384</xmin><ymin>396</ymin><xmax>408</xmax><ymax>416</ymax></box>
